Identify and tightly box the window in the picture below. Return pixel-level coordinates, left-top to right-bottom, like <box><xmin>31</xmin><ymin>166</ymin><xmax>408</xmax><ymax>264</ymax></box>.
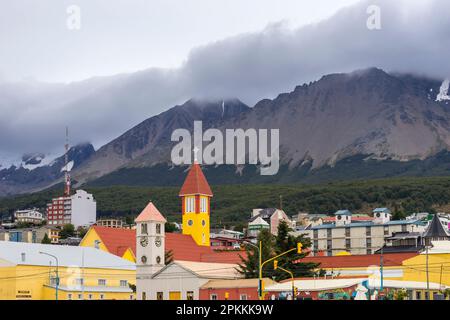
<box><xmin>327</xmin><ymin>240</ymin><xmax>332</xmax><ymax>249</ymax></box>
<box><xmin>185</xmin><ymin>197</ymin><xmax>195</xmax><ymax>213</ymax></box>
<box><xmin>68</xmin><ymin>294</ymin><xmax>72</xmax><ymax>300</ymax></box>
<box><xmin>240</xmin><ymin>294</ymin><xmax>248</xmax><ymax>300</ymax></box>
<box><xmin>157</xmin><ymin>292</ymin><xmax>164</xmax><ymax>300</ymax></box>
<box><xmin>327</xmin><ymin>250</ymin><xmax>332</xmax><ymax>256</ymax></box>
<box><xmin>366</xmin><ymin>227</ymin><xmax>371</xmax><ymax>236</ymax></box>
<box><xmin>210</xmin><ymin>294</ymin><xmax>218</xmax><ymax>300</ymax></box>
<box><xmin>78</xmin><ymin>294</ymin><xmax>83</xmax><ymax>300</ymax></box>
<box><xmin>200</xmin><ymin>197</ymin><xmax>208</xmax><ymax>212</ymax></box>
<box><xmin>313</xmin><ymin>240</ymin><xmax>318</xmax><ymax>249</ymax></box>
<box><xmin>100</xmin><ymin>294</ymin><xmax>104</xmax><ymax>300</ymax></box>
<box><xmin>156</xmin><ymin>223</ymin><xmax>161</xmax><ymax>234</ymax></box>
<box><xmin>345</xmin><ymin>239</ymin><xmax>351</xmax><ymax>249</ymax></box>
<box><xmin>313</xmin><ymin>230</ymin><xmax>318</xmax><ymax>239</ymax></box>
<box><xmin>74</xmin><ymin>278</ymin><xmax>84</xmax><ymax>286</ymax></box>
<box><xmin>120</xmin><ymin>280</ymin><xmax>128</xmax><ymax>287</ymax></box>
<box><xmin>401</xmin><ymin>224</ymin><xmax>407</xmax><ymax>232</ymax></box>
<box><xmin>187</xmin><ymin>291</ymin><xmax>194</xmax><ymax>300</ymax></box>
<box><xmin>188</xmin><ymin>220</ymin><xmax>194</xmax><ymax>226</ymax></box>
<box><xmin>415</xmin><ymin>291</ymin><xmax>422</xmax><ymax>300</ymax></box>
<box><xmin>424</xmin><ymin>292</ymin><xmax>429</xmax><ymax>300</ymax></box>
<box><xmin>130</xmin><ymin>295</ymin><xmax>134</xmax><ymax>300</ymax></box>
<box><xmin>141</xmin><ymin>223</ymin><xmax>148</xmax><ymax>235</ymax></box>
<box><xmin>327</xmin><ymin>229</ymin><xmax>332</xmax><ymax>238</ymax></box>
<box><xmin>50</xmin><ymin>276</ymin><xmax>58</xmax><ymax>286</ymax></box>
<box><xmin>98</xmin><ymin>279</ymin><xmax>106</xmax><ymax>286</ymax></box>
<box><xmin>142</xmin><ymin>292</ymin><xmax>146</xmax><ymax>300</ymax></box>
<box><xmin>366</xmin><ymin>238</ymin><xmax>372</xmax><ymax>247</ymax></box>
<box><xmin>384</xmin><ymin>226</ymin><xmax>389</xmax><ymax>236</ymax></box>
<box><xmin>88</xmin><ymin>294</ymin><xmax>93</xmax><ymax>300</ymax></box>
<box><xmin>366</xmin><ymin>249</ymin><xmax>372</xmax><ymax>255</ymax></box>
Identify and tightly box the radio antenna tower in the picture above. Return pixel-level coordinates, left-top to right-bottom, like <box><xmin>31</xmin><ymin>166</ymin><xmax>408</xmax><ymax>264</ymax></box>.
<box><xmin>64</xmin><ymin>126</ymin><xmax>71</xmax><ymax>196</ymax></box>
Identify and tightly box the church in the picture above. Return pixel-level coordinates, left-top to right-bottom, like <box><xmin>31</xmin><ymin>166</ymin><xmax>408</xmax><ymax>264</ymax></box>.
<box><xmin>135</xmin><ymin>162</ymin><xmax>244</xmax><ymax>300</ymax></box>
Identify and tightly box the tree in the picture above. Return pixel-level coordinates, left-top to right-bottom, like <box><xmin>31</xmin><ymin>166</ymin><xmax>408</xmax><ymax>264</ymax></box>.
<box><xmin>59</xmin><ymin>224</ymin><xmax>75</xmax><ymax>239</ymax></box>
<box><xmin>237</xmin><ymin>229</ymin><xmax>275</xmax><ymax>279</ymax></box>
<box><xmin>165</xmin><ymin>222</ymin><xmax>177</xmax><ymax>233</ymax></box>
<box><xmin>77</xmin><ymin>226</ymin><xmax>88</xmax><ymax>239</ymax></box>
<box><xmin>273</xmin><ymin>220</ymin><xmax>319</xmax><ymax>281</ymax></box>
<box><xmin>41</xmin><ymin>233</ymin><xmax>51</xmax><ymax>244</ymax></box>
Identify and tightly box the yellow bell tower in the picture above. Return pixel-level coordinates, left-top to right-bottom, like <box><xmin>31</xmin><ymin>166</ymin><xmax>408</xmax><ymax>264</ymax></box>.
<box><xmin>179</xmin><ymin>162</ymin><xmax>213</xmax><ymax>246</ymax></box>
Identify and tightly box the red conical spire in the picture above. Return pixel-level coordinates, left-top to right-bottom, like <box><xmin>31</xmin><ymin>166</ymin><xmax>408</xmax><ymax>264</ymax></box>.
<box><xmin>179</xmin><ymin>162</ymin><xmax>213</xmax><ymax>197</ymax></box>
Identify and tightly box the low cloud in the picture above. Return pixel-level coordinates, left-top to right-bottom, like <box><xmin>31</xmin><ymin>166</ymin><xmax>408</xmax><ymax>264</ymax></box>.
<box><xmin>1</xmin><ymin>0</ymin><xmax>449</xmax><ymax>161</ymax></box>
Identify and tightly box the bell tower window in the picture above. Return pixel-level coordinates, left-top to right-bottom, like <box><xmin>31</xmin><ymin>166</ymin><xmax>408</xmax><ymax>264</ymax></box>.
<box><xmin>156</xmin><ymin>223</ymin><xmax>161</xmax><ymax>235</ymax></box>
<box><xmin>141</xmin><ymin>223</ymin><xmax>148</xmax><ymax>235</ymax></box>
<box><xmin>185</xmin><ymin>197</ymin><xmax>195</xmax><ymax>213</ymax></box>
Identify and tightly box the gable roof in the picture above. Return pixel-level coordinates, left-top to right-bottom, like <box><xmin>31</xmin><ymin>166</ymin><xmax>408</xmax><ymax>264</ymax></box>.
<box><xmin>135</xmin><ymin>202</ymin><xmax>167</xmax><ymax>223</ymax></box>
<box><xmin>179</xmin><ymin>162</ymin><xmax>213</xmax><ymax>196</ymax></box>
<box><xmin>249</xmin><ymin>208</ymin><xmax>279</xmax><ymax>223</ymax></box>
<box><xmin>89</xmin><ymin>226</ymin><xmax>245</xmax><ymax>264</ymax></box>
<box><xmin>423</xmin><ymin>214</ymin><xmax>450</xmax><ymax>239</ymax></box>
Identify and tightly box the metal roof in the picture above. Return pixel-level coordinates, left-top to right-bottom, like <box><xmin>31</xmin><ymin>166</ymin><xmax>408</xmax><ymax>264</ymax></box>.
<box><xmin>310</xmin><ymin>219</ymin><xmax>424</xmax><ymax>230</ymax></box>
<box><xmin>334</xmin><ymin>210</ymin><xmax>352</xmax><ymax>216</ymax></box>
<box><xmin>0</xmin><ymin>241</ymin><xmax>135</xmax><ymax>270</ymax></box>
<box><xmin>423</xmin><ymin>214</ymin><xmax>450</xmax><ymax>239</ymax></box>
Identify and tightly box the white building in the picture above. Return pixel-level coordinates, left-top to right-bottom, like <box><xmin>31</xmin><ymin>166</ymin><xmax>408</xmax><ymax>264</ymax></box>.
<box><xmin>135</xmin><ymin>202</ymin><xmax>243</xmax><ymax>300</ymax></box>
<box><xmin>47</xmin><ymin>190</ymin><xmax>96</xmax><ymax>228</ymax></box>
<box><xmin>248</xmin><ymin>208</ymin><xmax>294</xmax><ymax>237</ymax></box>
<box><xmin>14</xmin><ymin>209</ymin><xmax>44</xmax><ymax>225</ymax></box>
<box><xmin>296</xmin><ymin>209</ymin><xmax>427</xmax><ymax>256</ymax></box>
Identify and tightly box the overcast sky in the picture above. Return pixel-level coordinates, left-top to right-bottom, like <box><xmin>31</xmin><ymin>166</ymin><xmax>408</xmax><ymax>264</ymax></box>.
<box><xmin>0</xmin><ymin>0</ymin><xmax>359</xmax><ymax>82</ymax></box>
<box><xmin>1</xmin><ymin>0</ymin><xmax>449</xmax><ymax>163</ymax></box>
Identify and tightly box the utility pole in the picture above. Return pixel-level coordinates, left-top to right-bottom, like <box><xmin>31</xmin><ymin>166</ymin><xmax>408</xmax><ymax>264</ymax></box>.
<box><xmin>426</xmin><ymin>244</ymin><xmax>430</xmax><ymax>300</ymax></box>
<box><xmin>39</xmin><ymin>252</ymin><xmax>59</xmax><ymax>301</ymax></box>
<box><xmin>380</xmin><ymin>246</ymin><xmax>384</xmax><ymax>296</ymax></box>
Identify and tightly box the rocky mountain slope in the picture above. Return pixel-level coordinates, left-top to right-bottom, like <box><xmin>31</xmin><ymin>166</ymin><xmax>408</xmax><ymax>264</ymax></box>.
<box><xmin>3</xmin><ymin>68</ymin><xmax>450</xmax><ymax>195</ymax></box>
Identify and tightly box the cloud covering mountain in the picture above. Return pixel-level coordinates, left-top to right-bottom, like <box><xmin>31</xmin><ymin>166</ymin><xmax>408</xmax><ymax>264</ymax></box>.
<box><xmin>1</xmin><ymin>0</ymin><xmax>449</xmax><ymax>162</ymax></box>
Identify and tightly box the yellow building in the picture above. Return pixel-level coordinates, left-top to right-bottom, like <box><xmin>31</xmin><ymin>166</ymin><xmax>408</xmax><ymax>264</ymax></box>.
<box><xmin>80</xmin><ymin>226</ymin><xmax>136</xmax><ymax>262</ymax></box>
<box><xmin>179</xmin><ymin>162</ymin><xmax>213</xmax><ymax>247</ymax></box>
<box><xmin>402</xmin><ymin>241</ymin><xmax>450</xmax><ymax>300</ymax></box>
<box><xmin>0</xmin><ymin>241</ymin><xmax>136</xmax><ymax>300</ymax></box>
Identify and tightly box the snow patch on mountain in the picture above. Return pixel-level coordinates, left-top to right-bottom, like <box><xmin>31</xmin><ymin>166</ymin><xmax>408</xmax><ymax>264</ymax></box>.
<box><xmin>436</xmin><ymin>79</ymin><xmax>450</xmax><ymax>102</ymax></box>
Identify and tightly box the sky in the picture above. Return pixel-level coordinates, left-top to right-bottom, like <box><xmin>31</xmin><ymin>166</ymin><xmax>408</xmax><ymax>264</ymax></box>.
<box><xmin>0</xmin><ymin>0</ymin><xmax>360</xmax><ymax>83</ymax></box>
<box><xmin>0</xmin><ymin>0</ymin><xmax>449</xmax><ymax>164</ymax></box>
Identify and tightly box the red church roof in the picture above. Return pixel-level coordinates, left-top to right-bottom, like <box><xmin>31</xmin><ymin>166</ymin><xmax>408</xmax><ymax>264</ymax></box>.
<box><xmin>179</xmin><ymin>162</ymin><xmax>213</xmax><ymax>196</ymax></box>
<box><xmin>90</xmin><ymin>226</ymin><xmax>245</xmax><ymax>264</ymax></box>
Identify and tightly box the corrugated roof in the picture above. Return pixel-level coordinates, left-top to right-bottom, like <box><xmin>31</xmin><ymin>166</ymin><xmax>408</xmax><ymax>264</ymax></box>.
<box><xmin>179</xmin><ymin>162</ymin><xmax>213</xmax><ymax>196</ymax></box>
<box><xmin>201</xmin><ymin>278</ymin><xmax>276</xmax><ymax>289</ymax></box>
<box><xmin>0</xmin><ymin>241</ymin><xmax>135</xmax><ymax>270</ymax></box>
<box><xmin>89</xmin><ymin>227</ymin><xmax>245</xmax><ymax>264</ymax></box>
<box><xmin>172</xmin><ymin>260</ymin><xmax>242</xmax><ymax>279</ymax></box>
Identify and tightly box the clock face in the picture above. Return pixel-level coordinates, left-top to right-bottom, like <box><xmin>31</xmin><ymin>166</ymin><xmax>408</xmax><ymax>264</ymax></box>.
<box><xmin>155</xmin><ymin>236</ymin><xmax>162</xmax><ymax>247</ymax></box>
<box><xmin>140</xmin><ymin>237</ymin><xmax>148</xmax><ymax>247</ymax></box>
<box><xmin>141</xmin><ymin>255</ymin><xmax>147</xmax><ymax>264</ymax></box>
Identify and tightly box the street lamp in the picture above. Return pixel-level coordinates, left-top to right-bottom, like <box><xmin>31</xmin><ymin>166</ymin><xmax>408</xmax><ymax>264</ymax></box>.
<box><xmin>239</xmin><ymin>239</ymin><xmax>262</xmax><ymax>297</ymax></box>
<box><xmin>39</xmin><ymin>251</ymin><xmax>59</xmax><ymax>301</ymax></box>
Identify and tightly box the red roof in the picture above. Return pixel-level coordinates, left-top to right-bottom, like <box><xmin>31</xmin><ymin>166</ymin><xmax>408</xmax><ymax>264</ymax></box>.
<box><xmin>91</xmin><ymin>226</ymin><xmax>244</xmax><ymax>264</ymax></box>
<box><xmin>300</xmin><ymin>252</ymin><xmax>418</xmax><ymax>268</ymax></box>
<box><xmin>135</xmin><ymin>202</ymin><xmax>167</xmax><ymax>223</ymax></box>
<box><xmin>92</xmin><ymin>226</ymin><xmax>136</xmax><ymax>257</ymax></box>
<box><xmin>179</xmin><ymin>162</ymin><xmax>213</xmax><ymax>196</ymax></box>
